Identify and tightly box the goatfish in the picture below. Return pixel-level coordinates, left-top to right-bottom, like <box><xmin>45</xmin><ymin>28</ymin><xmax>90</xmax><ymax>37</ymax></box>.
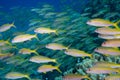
<box><xmin>19</xmin><ymin>48</ymin><xmax>39</xmax><ymax>55</ymax></box>
<box><xmin>5</xmin><ymin>72</ymin><xmax>31</xmax><ymax>80</ymax></box>
<box><xmin>87</xmin><ymin>18</ymin><xmax>120</xmax><ymax>29</ymax></box>
<box><xmin>29</xmin><ymin>55</ymin><xmax>57</xmax><ymax>63</ymax></box>
<box><xmin>98</xmin><ymin>34</ymin><xmax>120</xmax><ymax>39</ymax></box>
<box><xmin>46</xmin><ymin>43</ymin><xmax>70</xmax><ymax>50</ymax></box>
<box><xmin>0</xmin><ymin>45</ymin><xmax>17</xmax><ymax>51</ymax></box>
<box><xmin>63</xmin><ymin>74</ymin><xmax>91</xmax><ymax>80</ymax></box>
<box><xmin>94</xmin><ymin>47</ymin><xmax>120</xmax><ymax>56</ymax></box>
<box><xmin>11</xmin><ymin>34</ymin><xmax>38</xmax><ymax>43</ymax></box>
<box><xmin>95</xmin><ymin>27</ymin><xmax>120</xmax><ymax>35</ymax></box>
<box><xmin>0</xmin><ymin>22</ymin><xmax>16</xmax><ymax>32</ymax></box>
<box><xmin>34</xmin><ymin>27</ymin><xmax>57</xmax><ymax>34</ymax></box>
<box><xmin>0</xmin><ymin>39</ymin><xmax>11</xmax><ymax>46</ymax></box>
<box><xmin>93</xmin><ymin>61</ymin><xmax>120</xmax><ymax>68</ymax></box>
<box><xmin>105</xmin><ymin>74</ymin><xmax>120</xmax><ymax>80</ymax></box>
<box><xmin>0</xmin><ymin>53</ymin><xmax>13</xmax><ymax>60</ymax></box>
<box><xmin>102</xmin><ymin>39</ymin><xmax>120</xmax><ymax>47</ymax></box>
<box><xmin>37</xmin><ymin>64</ymin><xmax>61</xmax><ymax>73</ymax></box>
<box><xmin>64</xmin><ymin>49</ymin><xmax>92</xmax><ymax>58</ymax></box>
<box><xmin>86</xmin><ymin>67</ymin><xmax>120</xmax><ymax>74</ymax></box>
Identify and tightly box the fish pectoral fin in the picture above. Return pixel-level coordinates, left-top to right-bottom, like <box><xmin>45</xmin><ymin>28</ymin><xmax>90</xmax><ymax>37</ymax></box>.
<box><xmin>56</xmin><ymin>68</ymin><xmax>62</xmax><ymax>73</ymax></box>
<box><xmin>11</xmin><ymin>21</ymin><xmax>16</xmax><ymax>28</ymax></box>
<box><xmin>34</xmin><ymin>52</ymin><xmax>39</xmax><ymax>55</ymax></box>
<box><xmin>24</xmin><ymin>75</ymin><xmax>31</xmax><ymax>80</ymax></box>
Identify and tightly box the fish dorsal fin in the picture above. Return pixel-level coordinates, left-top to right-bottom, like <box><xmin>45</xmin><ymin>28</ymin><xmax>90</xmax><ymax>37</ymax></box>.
<box><xmin>55</xmin><ymin>64</ymin><xmax>62</xmax><ymax>73</ymax></box>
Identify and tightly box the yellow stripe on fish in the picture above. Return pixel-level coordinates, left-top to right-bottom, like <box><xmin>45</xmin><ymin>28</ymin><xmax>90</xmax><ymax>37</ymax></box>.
<box><xmin>29</xmin><ymin>55</ymin><xmax>57</xmax><ymax>63</ymax></box>
<box><xmin>98</xmin><ymin>34</ymin><xmax>120</xmax><ymax>39</ymax></box>
<box><xmin>5</xmin><ymin>72</ymin><xmax>31</xmax><ymax>80</ymax></box>
<box><xmin>0</xmin><ymin>38</ymin><xmax>11</xmax><ymax>46</ymax></box>
<box><xmin>64</xmin><ymin>49</ymin><xmax>92</xmax><ymax>58</ymax></box>
<box><xmin>0</xmin><ymin>22</ymin><xmax>16</xmax><ymax>32</ymax></box>
<box><xmin>19</xmin><ymin>48</ymin><xmax>39</xmax><ymax>55</ymax></box>
<box><xmin>45</xmin><ymin>43</ymin><xmax>70</xmax><ymax>50</ymax></box>
<box><xmin>11</xmin><ymin>34</ymin><xmax>39</xmax><ymax>43</ymax></box>
<box><xmin>63</xmin><ymin>74</ymin><xmax>91</xmax><ymax>80</ymax></box>
<box><xmin>102</xmin><ymin>39</ymin><xmax>120</xmax><ymax>47</ymax></box>
<box><xmin>95</xmin><ymin>27</ymin><xmax>120</xmax><ymax>35</ymax></box>
<box><xmin>86</xmin><ymin>67</ymin><xmax>120</xmax><ymax>74</ymax></box>
<box><xmin>34</xmin><ymin>27</ymin><xmax>57</xmax><ymax>34</ymax></box>
<box><xmin>87</xmin><ymin>18</ymin><xmax>120</xmax><ymax>29</ymax></box>
<box><xmin>37</xmin><ymin>64</ymin><xmax>61</xmax><ymax>74</ymax></box>
<box><xmin>94</xmin><ymin>47</ymin><xmax>120</xmax><ymax>56</ymax></box>
<box><xmin>93</xmin><ymin>61</ymin><xmax>120</xmax><ymax>68</ymax></box>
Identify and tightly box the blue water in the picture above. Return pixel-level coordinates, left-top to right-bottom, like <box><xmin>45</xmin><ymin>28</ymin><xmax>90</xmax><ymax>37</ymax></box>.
<box><xmin>0</xmin><ymin>0</ymin><xmax>63</xmax><ymax>11</ymax></box>
<box><xmin>0</xmin><ymin>0</ymin><xmax>89</xmax><ymax>31</ymax></box>
<box><xmin>0</xmin><ymin>0</ymin><xmax>120</xmax><ymax>80</ymax></box>
<box><xmin>0</xmin><ymin>0</ymin><xmax>89</xmax><ymax>12</ymax></box>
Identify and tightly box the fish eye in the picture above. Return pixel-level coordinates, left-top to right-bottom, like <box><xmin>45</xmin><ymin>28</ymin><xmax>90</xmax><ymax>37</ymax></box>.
<box><xmin>65</xmin><ymin>50</ymin><xmax>68</xmax><ymax>52</ymax></box>
<box><xmin>102</xmin><ymin>42</ymin><xmax>106</xmax><ymax>46</ymax></box>
<box><xmin>46</xmin><ymin>45</ymin><xmax>48</xmax><ymax>47</ymax></box>
<box><xmin>88</xmin><ymin>68</ymin><xmax>90</xmax><ymax>71</ymax></box>
<box><xmin>95</xmin><ymin>29</ymin><xmax>98</xmax><ymax>32</ymax></box>
<box><xmin>88</xmin><ymin>20</ymin><xmax>91</xmax><ymax>22</ymax></box>
<box><xmin>87</xmin><ymin>20</ymin><xmax>91</xmax><ymax>24</ymax></box>
<box><xmin>103</xmin><ymin>42</ymin><xmax>106</xmax><ymax>45</ymax></box>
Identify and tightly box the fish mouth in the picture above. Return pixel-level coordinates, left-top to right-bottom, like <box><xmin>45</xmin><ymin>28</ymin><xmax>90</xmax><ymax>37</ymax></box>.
<box><xmin>95</xmin><ymin>29</ymin><xmax>98</xmax><ymax>33</ymax></box>
<box><xmin>86</xmin><ymin>21</ymin><xmax>91</xmax><ymax>25</ymax></box>
<box><xmin>94</xmin><ymin>49</ymin><xmax>98</xmax><ymax>52</ymax></box>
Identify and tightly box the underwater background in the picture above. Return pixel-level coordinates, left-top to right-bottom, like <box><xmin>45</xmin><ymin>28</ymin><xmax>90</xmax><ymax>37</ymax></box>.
<box><xmin>0</xmin><ymin>0</ymin><xmax>120</xmax><ymax>80</ymax></box>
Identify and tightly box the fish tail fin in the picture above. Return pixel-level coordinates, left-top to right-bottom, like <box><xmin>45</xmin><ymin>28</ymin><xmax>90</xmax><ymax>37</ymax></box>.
<box><xmin>84</xmin><ymin>75</ymin><xmax>91</xmax><ymax>80</ymax></box>
<box><xmin>6</xmin><ymin>38</ymin><xmax>11</xmax><ymax>45</ymax></box>
<box><xmin>56</xmin><ymin>64</ymin><xmax>62</xmax><ymax>73</ymax></box>
<box><xmin>114</xmin><ymin>20</ymin><xmax>120</xmax><ymax>30</ymax></box>
<box><xmin>34</xmin><ymin>52</ymin><xmax>39</xmax><ymax>55</ymax></box>
<box><xmin>34</xmin><ymin>34</ymin><xmax>40</xmax><ymax>41</ymax></box>
<box><xmin>55</xmin><ymin>31</ymin><xmax>59</xmax><ymax>36</ymax></box>
<box><xmin>54</xmin><ymin>28</ymin><xmax>60</xmax><ymax>36</ymax></box>
<box><xmin>87</xmin><ymin>77</ymin><xmax>91</xmax><ymax>80</ymax></box>
<box><xmin>24</xmin><ymin>75</ymin><xmax>31</xmax><ymax>80</ymax></box>
<box><xmin>55</xmin><ymin>28</ymin><xmax>66</xmax><ymax>35</ymax></box>
<box><xmin>53</xmin><ymin>59</ymin><xmax>58</xmax><ymax>64</ymax></box>
<box><xmin>56</xmin><ymin>68</ymin><xmax>62</xmax><ymax>73</ymax></box>
<box><xmin>115</xmin><ymin>20</ymin><xmax>120</xmax><ymax>25</ymax></box>
<box><xmin>89</xmin><ymin>54</ymin><xmax>93</xmax><ymax>59</ymax></box>
<box><xmin>11</xmin><ymin>21</ymin><xmax>16</xmax><ymax>28</ymax></box>
<box><xmin>31</xmin><ymin>47</ymin><xmax>39</xmax><ymax>55</ymax></box>
<box><xmin>66</xmin><ymin>43</ymin><xmax>72</xmax><ymax>50</ymax></box>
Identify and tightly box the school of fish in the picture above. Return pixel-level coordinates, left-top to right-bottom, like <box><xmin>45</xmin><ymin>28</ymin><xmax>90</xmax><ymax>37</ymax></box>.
<box><xmin>0</xmin><ymin>3</ymin><xmax>120</xmax><ymax>80</ymax></box>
